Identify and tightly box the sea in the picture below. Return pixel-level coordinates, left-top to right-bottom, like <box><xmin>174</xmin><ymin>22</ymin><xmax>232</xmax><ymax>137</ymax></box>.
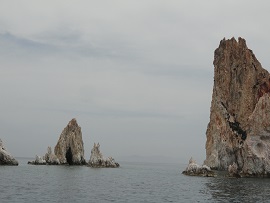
<box><xmin>1</xmin><ymin>158</ymin><xmax>270</xmax><ymax>203</ymax></box>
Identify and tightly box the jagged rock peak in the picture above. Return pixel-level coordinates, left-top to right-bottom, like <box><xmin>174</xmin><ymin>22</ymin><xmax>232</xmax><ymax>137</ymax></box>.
<box><xmin>54</xmin><ymin>118</ymin><xmax>86</xmax><ymax>165</ymax></box>
<box><xmin>28</xmin><ymin>146</ymin><xmax>60</xmax><ymax>165</ymax></box>
<box><xmin>204</xmin><ymin>37</ymin><xmax>270</xmax><ymax>176</ymax></box>
<box><xmin>0</xmin><ymin>139</ymin><xmax>18</xmax><ymax>166</ymax></box>
<box><xmin>67</xmin><ymin>118</ymin><xmax>79</xmax><ymax>129</ymax></box>
<box><xmin>88</xmin><ymin>143</ymin><xmax>119</xmax><ymax>168</ymax></box>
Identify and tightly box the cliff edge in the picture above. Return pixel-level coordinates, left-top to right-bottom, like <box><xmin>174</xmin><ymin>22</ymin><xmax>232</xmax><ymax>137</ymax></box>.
<box><xmin>204</xmin><ymin>37</ymin><xmax>270</xmax><ymax>176</ymax></box>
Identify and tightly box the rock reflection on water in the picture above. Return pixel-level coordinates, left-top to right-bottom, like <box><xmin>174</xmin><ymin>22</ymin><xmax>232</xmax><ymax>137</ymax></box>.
<box><xmin>204</xmin><ymin>174</ymin><xmax>270</xmax><ymax>202</ymax></box>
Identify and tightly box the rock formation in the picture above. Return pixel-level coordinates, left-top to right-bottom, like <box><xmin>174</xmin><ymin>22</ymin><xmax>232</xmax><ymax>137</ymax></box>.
<box><xmin>204</xmin><ymin>37</ymin><xmax>270</xmax><ymax>176</ymax></box>
<box><xmin>0</xmin><ymin>139</ymin><xmax>18</xmax><ymax>165</ymax></box>
<box><xmin>28</xmin><ymin>155</ymin><xmax>46</xmax><ymax>165</ymax></box>
<box><xmin>44</xmin><ymin>146</ymin><xmax>60</xmax><ymax>165</ymax></box>
<box><xmin>28</xmin><ymin>118</ymin><xmax>86</xmax><ymax>165</ymax></box>
<box><xmin>28</xmin><ymin>147</ymin><xmax>60</xmax><ymax>165</ymax></box>
<box><xmin>54</xmin><ymin>118</ymin><xmax>86</xmax><ymax>165</ymax></box>
<box><xmin>88</xmin><ymin>143</ymin><xmax>120</xmax><ymax>168</ymax></box>
<box><xmin>182</xmin><ymin>157</ymin><xmax>215</xmax><ymax>177</ymax></box>
<box><xmin>228</xmin><ymin>162</ymin><xmax>240</xmax><ymax>177</ymax></box>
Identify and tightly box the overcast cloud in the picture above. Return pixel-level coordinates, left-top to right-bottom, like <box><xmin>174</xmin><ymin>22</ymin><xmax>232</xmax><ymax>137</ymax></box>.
<box><xmin>1</xmin><ymin>1</ymin><xmax>270</xmax><ymax>164</ymax></box>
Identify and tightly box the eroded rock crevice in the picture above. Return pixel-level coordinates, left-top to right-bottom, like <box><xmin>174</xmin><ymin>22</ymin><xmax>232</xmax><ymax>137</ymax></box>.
<box><xmin>65</xmin><ymin>147</ymin><xmax>73</xmax><ymax>165</ymax></box>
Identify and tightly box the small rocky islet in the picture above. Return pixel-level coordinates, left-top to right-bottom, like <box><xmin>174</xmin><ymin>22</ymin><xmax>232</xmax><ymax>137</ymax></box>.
<box><xmin>0</xmin><ymin>139</ymin><xmax>18</xmax><ymax>166</ymax></box>
<box><xmin>183</xmin><ymin>37</ymin><xmax>270</xmax><ymax>178</ymax></box>
<box><xmin>27</xmin><ymin>118</ymin><xmax>120</xmax><ymax>168</ymax></box>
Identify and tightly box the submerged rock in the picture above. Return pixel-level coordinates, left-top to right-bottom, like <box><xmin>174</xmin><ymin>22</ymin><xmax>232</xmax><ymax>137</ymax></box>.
<box><xmin>88</xmin><ymin>143</ymin><xmax>119</xmax><ymax>168</ymax></box>
<box><xmin>54</xmin><ymin>118</ymin><xmax>86</xmax><ymax>165</ymax></box>
<box><xmin>204</xmin><ymin>37</ymin><xmax>270</xmax><ymax>177</ymax></box>
<box><xmin>182</xmin><ymin>157</ymin><xmax>215</xmax><ymax>177</ymax></box>
<box><xmin>0</xmin><ymin>139</ymin><xmax>18</xmax><ymax>166</ymax></box>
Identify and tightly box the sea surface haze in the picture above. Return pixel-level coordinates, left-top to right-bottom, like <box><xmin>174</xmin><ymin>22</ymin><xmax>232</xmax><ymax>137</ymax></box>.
<box><xmin>1</xmin><ymin>158</ymin><xmax>270</xmax><ymax>202</ymax></box>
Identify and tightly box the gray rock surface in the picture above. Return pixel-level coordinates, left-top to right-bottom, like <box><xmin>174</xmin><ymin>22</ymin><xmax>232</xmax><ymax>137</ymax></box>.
<box><xmin>28</xmin><ymin>118</ymin><xmax>85</xmax><ymax>165</ymax></box>
<box><xmin>204</xmin><ymin>37</ymin><xmax>270</xmax><ymax>177</ymax></box>
<box><xmin>44</xmin><ymin>146</ymin><xmax>60</xmax><ymax>165</ymax></box>
<box><xmin>88</xmin><ymin>143</ymin><xmax>119</xmax><ymax>168</ymax></box>
<box><xmin>54</xmin><ymin>118</ymin><xmax>86</xmax><ymax>165</ymax></box>
<box><xmin>228</xmin><ymin>162</ymin><xmax>240</xmax><ymax>177</ymax></box>
<box><xmin>182</xmin><ymin>157</ymin><xmax>215</xmax><ymax>177</ymax></box>
<box><xmin>0</xmin><ymin>139</ymin><xmax>18</xmax><ymax>166</ymax></box>
<box><xmin>28</xmin><ymin>155</ymin><xmax>46</xmax><ymax>165</ymax></box>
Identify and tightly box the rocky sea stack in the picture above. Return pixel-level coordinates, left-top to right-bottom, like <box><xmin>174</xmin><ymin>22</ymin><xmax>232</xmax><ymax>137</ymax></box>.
<box><xmin>0</xmin><ymin>139</ymin><xmax>18</xmax><ymax>166</ymax></box>
<box><xmin>204</xmin><ymin>37</ymin><xmax>270</xmax><ymax>177</ymax></box>
<box><xmin>88</xmin><ymin>143</ymin><xmax>119</xmax><ymax>168</ymax></box>
<box><xmin>54</xmin><ymin>118</ymin><xmax>86</xmax><ymax>165</ymax></box>
<box><xmin>29</xmin><ymin>118</ymin><xmax>86</xmax><ymax>165</ymax></box>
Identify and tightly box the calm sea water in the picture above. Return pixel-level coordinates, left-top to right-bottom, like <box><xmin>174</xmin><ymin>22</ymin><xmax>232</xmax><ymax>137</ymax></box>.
<box><xmin>1</xmin><ymin>158</ymin><xmax>270</xmax><ymax>202</ymax></box>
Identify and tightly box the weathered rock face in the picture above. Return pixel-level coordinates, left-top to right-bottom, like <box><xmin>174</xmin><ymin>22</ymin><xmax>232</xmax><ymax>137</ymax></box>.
<box><xmin>54</xmin><ymin>118</ymin><xmax>86</xmax><ymax>165</ymax></box>
<box><xmin>182</xmin><ymin>157</ymin><xmax>215</xmax><ymax>177</ymax></box>
<box><xmin>228</xmin><ymin>162</ymin><xmax>240</xmax><ymax>177</ymax></box>
<box><xmin>88</xmin><ymin>143</ymin><xmax>119</xmax><ymax>168</ymax></box>
<box><xmin>0</xmin><ymin>139</ymin><xmax>18</xmax><ymax>166</ymax></box>
<box><xmin>205</xmin><ymin>37</ymin><xmax>270</xmax><ymax>176</ymax></box>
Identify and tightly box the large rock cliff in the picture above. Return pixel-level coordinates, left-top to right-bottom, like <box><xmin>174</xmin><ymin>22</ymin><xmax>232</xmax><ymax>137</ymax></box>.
<box><xmin>204</xmin><ymin>37</ymin><xmax>270</xmax><ymax>176</ymax></box>
<box><xmin>0</xmin><ymin>139</ymin><xmax>18</xmax><ymax>165</ymax></box>
<box><xmin>54</xmin><ymin>118</ymin><xmax>86</xmax><ymax>165</ymax></box>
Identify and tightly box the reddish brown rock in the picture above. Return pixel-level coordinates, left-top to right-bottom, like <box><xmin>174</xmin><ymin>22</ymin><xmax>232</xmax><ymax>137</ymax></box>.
<box><xmin>204</xmin><ymin>37</ymin><xmax>270</xmax><ymax>176</ymax></box>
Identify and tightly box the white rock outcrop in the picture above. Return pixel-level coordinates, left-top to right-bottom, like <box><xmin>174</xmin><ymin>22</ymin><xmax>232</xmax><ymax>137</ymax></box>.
<box><xmin>88</xmin><ymin>143</ymin><xmax>119</xmax><ymax>168</ymax></box>
<box><xmin>44</xmin><ymin>146</ymin><xmax>60</xmax><ymax>165</ymax></box>
<box><xmin>28</xmin><ymin>155</ymin><xmax>46</xmax><ymax>165</ymax></box>
<box><xmin>0</xmin><ymin>139</ymin><xmax>18</xmax><ymax>166</ymax></box>
<box><xmin>182</xmin><ymin>157</ymin><xmax>214</xmax><ymax>177</ymax></box>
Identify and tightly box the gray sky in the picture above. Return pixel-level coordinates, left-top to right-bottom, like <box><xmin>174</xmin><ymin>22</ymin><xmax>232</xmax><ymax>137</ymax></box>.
<box><xmin>1</xmin><ymin>1</ymin><xmax>270</xmax><ymax>164</ymax></box>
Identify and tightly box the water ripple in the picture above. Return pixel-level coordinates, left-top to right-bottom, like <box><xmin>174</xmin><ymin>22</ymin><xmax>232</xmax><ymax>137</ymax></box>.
<box><xmin>1</xmin><ymin>159</ymin><xmax>270</xmax><ymax>202</ymax></box>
